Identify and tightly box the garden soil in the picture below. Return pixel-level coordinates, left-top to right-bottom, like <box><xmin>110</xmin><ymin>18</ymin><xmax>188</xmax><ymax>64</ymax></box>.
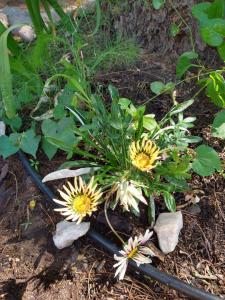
<box><xmin>0</xmin><ymin>1</ymin><xmax>225</xmax><ymax>300</ymax></box>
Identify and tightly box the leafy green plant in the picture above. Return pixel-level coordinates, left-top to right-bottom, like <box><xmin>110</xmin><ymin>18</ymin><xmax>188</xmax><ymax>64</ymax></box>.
<box><xmin>192</xmin><ymin>0</ymin><xmax>225</xmax><ymax>60</ymax></box>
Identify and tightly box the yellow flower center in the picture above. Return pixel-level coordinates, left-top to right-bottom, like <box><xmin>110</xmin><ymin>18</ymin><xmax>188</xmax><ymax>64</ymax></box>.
<box><xmin>73</xmin><ymin>194</ymin><xmax>91</xmax><ymax>213</ymax></box>
<box><xmin>128</xmin><ymin>246</ymin><xmax>138</xmax><ymax>259</ymax></box>
<box><xmin>134</xmin><ymin>152</ymin><xmax>151</xmax><ymax>169</ymax></box>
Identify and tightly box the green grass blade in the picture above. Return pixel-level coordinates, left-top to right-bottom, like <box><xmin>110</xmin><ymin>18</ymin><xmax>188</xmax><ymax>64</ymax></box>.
<box><xmin>47</xmin><ymin>0</ymin><xmax>74</xmax><ymax>33</ymax></box>
<box><xmin>89</xmin><ymin>0</ymin><xmax>101</xmax><ymax>36</ymax></box>
<box><xmin>0</xmin><ymin>21</ymin><xmax>21</xmax><ymax>55</ymax></box>
<box><xmin>0</xmin><ymin>25</ymin><xmax>22</xmax><ymax>118</ymax></box>
<box><xmin>25</xmin><ymin>0</ymin><xmax>47</xmax><ymax>34</ymax></box>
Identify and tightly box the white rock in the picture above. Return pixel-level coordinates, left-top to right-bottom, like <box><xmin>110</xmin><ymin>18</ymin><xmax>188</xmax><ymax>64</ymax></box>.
<box><xmin>53</xmin><ymin>220</ymin><xmax>90</xmax><ymax>249</ymax></box>
<box><xmin>0</xmin><ymin>121</ymin><xmax>6</xmax><ymax>136</ymax></box>
<box><xmin>0</xmin><ymin>12</ymin><xmax>9</xmax><ymax>27</ymax></box>
<box><xmin>13</xmin><ymin>25</ymin><xmax>36</xmax><ymax>42</ymax></box>
<box><xmin>154</xmin><ymin>211</ymin><xmax>183</xmax><ymax>254</ymax></box>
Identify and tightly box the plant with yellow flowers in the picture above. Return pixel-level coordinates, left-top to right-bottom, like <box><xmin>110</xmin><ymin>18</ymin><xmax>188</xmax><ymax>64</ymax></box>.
<box><xmin>49</xmin><ymin>85</ymin><xmax>220</xmax><ymax>226</ymax></box>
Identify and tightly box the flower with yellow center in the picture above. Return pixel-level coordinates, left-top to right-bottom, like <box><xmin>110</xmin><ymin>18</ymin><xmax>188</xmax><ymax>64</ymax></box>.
<box><xmin>113</xmin><ymin>230</ymin><xmax>155</xmax><ymax>280</ymax></box>
<box><xmin>53</xmin><ymin>176</ymin><xmax>102</xmax><ymax>224</ymax></box>
<box><xmin>129</xmin><ymin>137</ymin><xmax>160</xmax><ymax>172</ymax></box>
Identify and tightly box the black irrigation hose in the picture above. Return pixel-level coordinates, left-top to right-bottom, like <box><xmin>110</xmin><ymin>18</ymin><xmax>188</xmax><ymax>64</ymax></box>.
<box><xmin>18</xmin><ymin>150</ymin><xmax>222</xmax><ymax>300</ymax></box>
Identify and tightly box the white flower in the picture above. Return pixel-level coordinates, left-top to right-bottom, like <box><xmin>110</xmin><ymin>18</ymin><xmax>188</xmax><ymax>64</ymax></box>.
<box><xmin>112</xmin><ymin>180</ymin><xmax>147</xmax><ymax>212</ymax></box>
<box><xmin>113</xmin><ymin>230</ymin><xmax>154</xmax><ymax>280</ymax></box>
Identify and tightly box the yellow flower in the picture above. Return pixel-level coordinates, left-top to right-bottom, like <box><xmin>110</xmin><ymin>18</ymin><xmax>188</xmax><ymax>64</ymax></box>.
<box><xmin>53</xmin><ymin>177</ymin><xmax>102</xmax><ymax>224</ymax></box>
<box><xmin>129</xmin><ymin>137</ymin><xmax>160</xmax><ymax>172</ymax></box>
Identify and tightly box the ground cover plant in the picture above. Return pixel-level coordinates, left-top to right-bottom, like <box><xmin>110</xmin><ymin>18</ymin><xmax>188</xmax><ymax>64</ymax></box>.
<box><xmin>0</xmin><ymin>0</ymin><xmax>225</xmax><ymax>298</ymax></box>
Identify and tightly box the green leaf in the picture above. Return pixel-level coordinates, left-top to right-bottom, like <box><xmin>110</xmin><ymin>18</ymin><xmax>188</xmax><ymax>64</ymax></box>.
<box><xmin>218</xmin><ymin>42</ymin><xmax>225</xmax><ymax>61</ymax></box>
<box><xmin>207</xmin><ymin>0</ymin><xmax>225</xmax><ymax>19</ymax></box>
<box><xmin>41</xmin><ymin>117</ymin><xmax>78</xmax><ymax>153</ymax></box>
<box><xmin>192</xmin><ymin>2</ymin><xmax>211</xmax><ymax>22</ymax></box>
<box><xmin>163</xmin><ymin>191</ymin><xmax>176</xmax><ymax>212</ymax></box>
<box><xmin>41</xmin><ymin>137</ymin><xmax>57</xmax><ymax>160</ymax></box>
<box><xmin>200</xmin><ymin>18</ymin><xmax>225</xmax><ymax>47</ymax></box>
<box><xmin>192</xmin><ymin>145</ymin><xmax>221</xmax><ymax>176</ymax></box>
<box><xmin>212</xmin><ymin>110</ymin><xmax>225</xmax><ymax>139</ymax></box>
<box><xmin>59</xmin><ymin>160</ymin><xmax>99</xmax><ymax>170</ymax></box>
<box><xmin>143</xmin><ymin>114</ymin><xmax>157</xmax><ymax>131</ymax></box>
<box><xmin>170</xmin><ymin>23</ymin><xmax>180</xmax><ymax>37</ymax></box>
<box><xmin>170</xmin><ymin>99</ymin><xmax>194</xmax><ymax>116</ymax></box>
<box><xmin>176</xmin><ymin>51</ymin><xmax>198</xmax><ymax>79</ymax></box>
<box><xmin>9</xmin><ymin>129</ymin><xmax>40</xmax><ymax>158</ymax></box>
<box><xmin>152</xmin><ymin>0</ymin><xmax>165</xmax><ymax>10</ymax></box>
<box><xmin>0</xmin><ymin>25</ymin><xmax>22</xmax><ymax>118</ymax></box>
<box><xmin>53</xmin><ymin>104</ymin><xmax>66</xmax><ymax>120</ymax></box>
<box><xmin>0</xmin><ymin>135</ymin><xmax>18</xmax><ymax>159</ymax></box>
<box><xmin>148</xmin><ymin>196</ymin><xmax>155</xmax><ymax>226</ymax></box>
<box><xmin>150</xmin><ymin>81</ymin><xmax>165</xmax><ymax>94</ymax></box>
<box><xmin>21</xmin><ymin>129</ymin><xmax>41</xmax><ymax>158</ymax></box>
<box><xmin>108</xmin><ymin>84</ymin><xmax>119</xmax><ymax>101</ymax></box>
<box><xmin>4</xmin><ymin>115</ymin><xmax>22</xmax><ymax>131</ymax></box>
<box><xmin>206</xmin><ymin>72</ymin><xmax>225</xmax><ymax>108</ymax></box>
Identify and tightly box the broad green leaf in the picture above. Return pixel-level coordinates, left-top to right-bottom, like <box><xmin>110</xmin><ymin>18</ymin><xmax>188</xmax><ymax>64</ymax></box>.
<box><xmin>118</xmin><ymin>98</ymin><xmax>132</xmax><ymax>110</ymax></box>
<box><xmin>176</xmin><ymin>51</ymin><xmax>198</xmax><ymax>79</ymax></box>
<box><xmin>163</xmin><ymin>191</ymin><xmax>176</xmax><ymax>212</ymax></box>
<box><xmin>192</xmin><ymin>145</ymin><xmax>221</xmax><ymax>176</ymax></box>
<box><xmin>170</xmin><ymin>23</ymin><xmax>180</xmax><ymax>37</ymax></box>
<box><xmin>200</xmin><ymin>18</ymin><xmax>225</xmax><ymax>46</ymax></box>
<box><xmin>41</xmin><ymin>137</ymin><xmax>57</xmax><ymax>160</ymax></box>
<box><xmin>212</xmin><ymin>110</ymin><xmax>225</xmax><ymax>139</ymax></box>
<box><xmin>143</xmin><ymin>114</ymin><xmax>157</xmax><ymax>131</ymax></box>
<box><xmin>152</xmin><ymin>0</ymin><xmax>165</xmax><ymax>10</ymax></box>
<box><xmin>150</xmin><ymin>81</ymin><xmax>165</xmax><ymax>95</ymax></box>
<box><xmin>218</xmin><ymin>42</ymin><xmax>225</xmax><ymax>60</ymax></box>
<box><xmin>206</xmin><ymin>72</ymin><xmax>225</xmax><ymax>108</ymax></box>
<box><xmin>207</xmin><ymin>0</ymin><xmax>225</xmax><ymax>19</ymax></box>
<box><xmin>20</xmin><ymin>129</ymin><xmax>41</xmax><ymax>158</ymax></box>
<box><xmin>0</xmin><ymin>135</ymin><xmax>18</xmax><ymax>159</ymax></box>
<box><xmin>9</xmin><ymin>129</ymin><xmax>41</xmax><ymax>158</ymax></box>
<box><xmin>192</xmin><ymin>2</ymin><xmax>211</xmax><ymax>22</ymax></box>
<box><xmin>41</xmin><ymin>117</ymin><xmax>78</xmax><ymax>153</ymax></box>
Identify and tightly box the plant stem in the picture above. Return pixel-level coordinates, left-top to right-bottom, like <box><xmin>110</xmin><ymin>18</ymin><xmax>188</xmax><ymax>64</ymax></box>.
<box><xmin>104</xmin><ymin>198</ymin><xmax>125</xmax><ymax>244</ymax></box>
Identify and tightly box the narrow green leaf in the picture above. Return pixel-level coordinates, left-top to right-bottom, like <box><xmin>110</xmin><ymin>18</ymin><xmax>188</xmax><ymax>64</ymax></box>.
<box><xmin>0</xmin><ymin>24</ymin><xmax>22</xmax><ymax>118</ymax></box>
<box><xmin>163</xmin><ymin>191</ymin><xmax>176</xmax><ymax>212</ymax></box>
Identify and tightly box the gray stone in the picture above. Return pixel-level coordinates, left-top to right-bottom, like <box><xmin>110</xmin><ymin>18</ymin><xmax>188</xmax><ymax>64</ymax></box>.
<box><xmin>1</xmin><ymin>7</ymin><xmax>36</xmax><ymax>42</ymax></box>
<box><xmin>2</xmin><ymin>6</ymin><xmax>32</xmax><ymax>26</ymax></box>
<box><xmin>154</xmin><ymin>211</ymin><xmax>183</xmax><ymax>254</ymax></box>
<box><xmin>0</xmin><ymin>12</ymin><xmax>9</xmax><ymax>27</ymax></box>
<box><xmin>187</xmin><ymin>204</ymin><xmax>201</xmax><ymax>215</ymax></box>
<box><xmin>53</xmin><ymin>220</ymin><xmax>90</xmax><ymax>249</ymax></box>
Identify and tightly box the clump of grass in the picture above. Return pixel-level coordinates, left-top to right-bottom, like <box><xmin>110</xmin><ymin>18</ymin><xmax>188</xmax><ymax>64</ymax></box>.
<box><xmin>85</xmin><ymin>38</ymin><xmax>141</xmax><ymax>72</ymax></box>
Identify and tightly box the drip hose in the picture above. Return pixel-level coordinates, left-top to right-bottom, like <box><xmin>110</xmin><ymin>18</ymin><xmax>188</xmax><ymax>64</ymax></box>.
<box><xmin>18</xmin><ymin>151</ymin><xmax>222</xmax><ymax>300</ymax></box>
